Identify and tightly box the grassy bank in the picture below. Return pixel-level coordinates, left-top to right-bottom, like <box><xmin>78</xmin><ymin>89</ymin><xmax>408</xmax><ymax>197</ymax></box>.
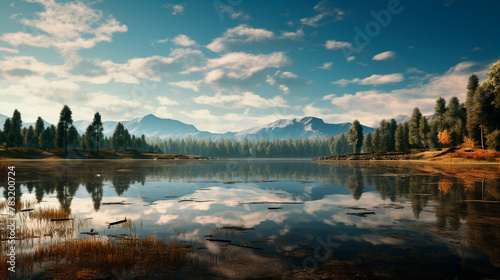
<box><xmin>314</xmin><ymin>147</ymin><xmax>500</xmax><ymax>164</ymax></box>
<box><xmin>0</xmin><ymin>148</ymin><xmax>208</xmax><ymax>160</ymax></box>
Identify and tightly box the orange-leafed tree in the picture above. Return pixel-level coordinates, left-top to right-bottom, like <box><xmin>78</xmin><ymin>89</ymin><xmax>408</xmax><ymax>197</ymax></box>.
<box><xmin>438</xmin><ymin>129</ymin><xmax>453</xmax><ymax>146</ymax></box>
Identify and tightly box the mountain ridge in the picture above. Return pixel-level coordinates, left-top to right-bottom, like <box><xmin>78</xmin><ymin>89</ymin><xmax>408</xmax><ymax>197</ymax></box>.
<box><xmin>0</xmin><ymin>113</ymin><xmax>374</xmax><ymax>140</ymax></box>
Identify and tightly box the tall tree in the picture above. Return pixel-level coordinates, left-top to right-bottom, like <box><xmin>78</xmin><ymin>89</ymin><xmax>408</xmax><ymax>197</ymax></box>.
<box><xmin>466</xmin><ymin>74</ymin><xmax>480</xmax><ymax>139</ymax></box>
<box><xmin>55</xmin><ymin>105</ymin><xmax>73</xmax><ymax>156</ymax></box>
<box><xmin>1</xmin><ymin>118</ymin><xmax>11</xmax><ymax>149</ymax></box>
<box><xmin>9</xmin><ymin>109</ymin><xmax>23</xmax><ymax>147</ymax></box>
<box><xmin>364</xmin><ymin>132</ymin><xmax>373</xmax><ymax>153</ymax></box>
<box><xmin>34</xmin><ymin>117</ymin><xmax>45</xmax><ymax>148</ymax></box>
<box><xmin>112</xmin><ymin>122</ymin><xmax>125</xmax><ymax>151</ymax></box>
<box><xmin>91</xmin><ymin>112</ymin><xmax>104</xmax><ymax>152</ymax></box>
<box><xmin>408</xmin><ymin>107</ymin><xmax>422</xmax><ymax>148</ymax></box>
<box><xmin>24</xmin><ymin>126</ymin><xmax>36</xmax><ymax>148</ymax></box>
<box><xmin>347</xmin><ymin>119</ymin><xmax>364</xmax><ymax>153</ymax></box>
<box><xmin>434</xmin><ymin>97</ymin><xmax>446</xmax><ymax>131</ymax></box>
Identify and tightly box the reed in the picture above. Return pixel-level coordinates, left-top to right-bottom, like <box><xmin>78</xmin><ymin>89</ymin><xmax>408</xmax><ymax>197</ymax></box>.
<box><xmin>25</xmin><ymin>235</ymin><xmax>188</xmax><ymax>276</ymax></box>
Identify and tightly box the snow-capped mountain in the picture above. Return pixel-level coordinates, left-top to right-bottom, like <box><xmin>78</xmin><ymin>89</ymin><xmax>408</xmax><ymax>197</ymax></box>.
<box><xmin>235</xmin><ymin>116</ymin><xmax>374</xmax><ymax>140</ymax></box>
<box><xmin>0</xmin><ymin>113</ymin><xmax>374</xmax><ymax>140</ymax></box>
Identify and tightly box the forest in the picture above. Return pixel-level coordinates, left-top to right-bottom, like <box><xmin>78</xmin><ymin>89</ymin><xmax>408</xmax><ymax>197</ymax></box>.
<box><xmin>0</xmin><ymin>58</ymin><xmax>499</xmax><ymax>158</ymax></box>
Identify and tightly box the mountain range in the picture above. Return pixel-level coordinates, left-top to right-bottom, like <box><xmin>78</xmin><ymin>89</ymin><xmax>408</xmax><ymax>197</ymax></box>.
<box><xmin>0</xmin><ymin>113</ymin><xmax>374</xmax><ymax>140</ymax></box>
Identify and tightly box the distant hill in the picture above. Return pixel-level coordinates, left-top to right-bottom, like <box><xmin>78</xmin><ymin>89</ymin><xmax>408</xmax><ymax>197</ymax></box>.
<box><xmin>234</xmin><ymin>116</ymin><xmax>374</xmax><ymax>140</ymax></box>
<box><xmin>0</xmin><ymin>113</ymin><xmax>374</xmax><ymax>140</ymax></box>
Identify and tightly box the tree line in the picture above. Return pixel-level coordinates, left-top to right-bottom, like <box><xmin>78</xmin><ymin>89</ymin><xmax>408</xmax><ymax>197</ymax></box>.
<box><xmin>0</xmin><ymin>106</ymin><xmax>156</xmax><ymax>155</ymax></box>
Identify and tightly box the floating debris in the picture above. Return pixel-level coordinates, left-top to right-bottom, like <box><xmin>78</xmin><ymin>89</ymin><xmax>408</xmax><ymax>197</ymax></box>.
<box><xmin>101</xmin><ymin>201</ymin><xmax>131</xmax><ymax>205</ymax></box>
<box><xmin>223</xmin><ymin>181</ymin><xmax>244</xmax><ymax>184</ymax></box>
<box><xmin>268</xmin><ymin>207</ymin><xmax>283</xmax><ymax>210</ymax></box>
<box><xmin>238</xmin><ymin>201</ymin><xmax>304</xmax><ymax>205</ymax></box>
<box><xmin>80</xmin><ymin>231</ymin><xmax>99</xmax><ymax>236</ymax></box>
<box><xmin>194</xmin><ymin>200</ymin><xmax>215</xmax><ymax>203</ymax></box>
<box><xmin>206</xmin><ymin>238</ymin><xmax>231</xmax><ymax>242</ymax></box>
<box><xmin>229</xmin><ymin>243</ymin><xmax>263</xmax><ymax>250</ymax></box>
<box><xmin>346</xmin><ymin>212</ymin><xmax>376</xmax><ymax>217</ymax></box>
<box><xmin>221</xmin><ymin>226</ymin><xmax>254</xmax><ymax>231</ymax></box>
<box><xmin>197</xmin><ymin>188</ymin><xmax>211</xmax><ymax>191</ymax></box>
<box><xmin>373</xmin><ymin>204</ymin><xmax>404</xmax><ymax>209</ymax></box>
<box><xmin>338</xmin><ymin>206</ymin><xmax>368</xmax><ymax>210</ymax></box>
<box><xmin>50</xmin><ymin>218</ymin><xmax>73</xmax><ymax>221</ymax></box>
<box><xmin>107</xmin><ymin>218</ymin><xmax>127</xmax><ymax>228</ymax></box>
<box><xmin>20</xmin><ymin>208</ymin><xmax>34</xmax><ymax>212</ymax></box>
<box><xmin>178</xmin><ymin>199</ymin><xmax>194</xmax><ymax>203</ymax></box>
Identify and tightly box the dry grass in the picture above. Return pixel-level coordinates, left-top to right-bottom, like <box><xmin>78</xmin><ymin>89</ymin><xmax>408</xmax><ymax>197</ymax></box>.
<box><xmin>28</xmin><ymin>205</ymin><xmax>70</xmax><ymax>220</ymax></box>
<box><xmin>440</xmin><ymin>148</ymin><xmax>500</xmax><ymax>161</ymax></box>
<box><xmin>22</xmin><ymin>235</ymin><xmax>188</xmax><ymax>276</ymax></box>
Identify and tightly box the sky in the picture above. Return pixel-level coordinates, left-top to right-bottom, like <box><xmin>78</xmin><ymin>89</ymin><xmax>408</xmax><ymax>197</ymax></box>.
<box><xmin>0</xmin><ymin>0</ymin><xmax>498</xmax><ymax>132</ymax></box>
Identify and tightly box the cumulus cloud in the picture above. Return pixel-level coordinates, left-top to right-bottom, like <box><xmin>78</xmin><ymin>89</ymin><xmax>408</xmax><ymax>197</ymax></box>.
<box><xmin>347</xmin><ymin>56</ymin><xmax>356</xmax><ymax>62</ymax></box>
<box><xmin>301</xmin><ymin>0</ymin><xmax>345</xmax><ymax>27</ymax></box>
<box><xmin>1</xmin><ymin>0</ymin><xmax>127</xmax><ymax>54</ymax></box>
<box><xmin>373</xmin><ymin>51</ymin><xmax>396</xmax><ymax>61</ymax></box>
<box><xmin>188</xmin><ymin>51</ymin><xmax>289</xmax><ymax>79</ymax></box>
<box><xmin>325</xmin><ymin>40</ymin><xmax>352</xmax><ymax>50</ymax></box>
<box><xmin>333</xmin><ymin>73</ymin><xmax>404</xmax><ymax>86</ymax></box>
<box><xmin>171</xmin><ymin>34</ymin><xmax>196</xmax><ymax>47</ymax></box>
<box><xmin>215</xmin><ymin>4</ymin><xmax>250</xmax><ymax>21</ymax></box>
<box><xmin>168</xmin><ymin>80</ymin><xmax>200</xmax><ymax>92</ymax></box>
<box><xmin>163</xmin><ymin>3</ymin><xmax>185</xmax><ymax>15</ymax></box>
<box><xmin>279</xmin><ymin>84</ymin><xmax>290</xmax><ymax>95</ymax></box>
<box><xmin>0</xmin><ymin>47</ymin><xmax>19</xmax><ymax>53</ymax></box>
<box><xmin>193</xmin><ymin>92</ymin><xmax>288</xmax><ymax>109</ymax></box>
<box><xmin>311</xmin><ymin>61</ymin><xmax>490</xmax><ymax>126</ymax></box>
<box><xmin>280</xmin><ymin>28</ymin><xmax>305</xmax><ymax>40</ymax></box>
<box><xmin>207</xmin><ymin>25</ymin><xmax>275</xmax><ymax>53</ymax></box>
<box><xmin>318</xmin><ymin>62</ymin><xmax>333</xmax><ymax>70</ymax></box>
<box><xmin>156</xmin><ymin>96</ymin><xmax>179</xmax><ymax>106</ymax></box>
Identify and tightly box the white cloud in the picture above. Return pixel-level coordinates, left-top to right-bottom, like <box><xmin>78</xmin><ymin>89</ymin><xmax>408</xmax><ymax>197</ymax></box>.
<box><xmin>1</xmin><ymin>0</ymin><xmax>127</xmax><ymax>54</ymax></box>
<box><xmin>325</xmin><ymin>40</ymin><xmax>352</xmax><ymax>50</ymax></box>
<box><xmin>168</xmin><ymin>80</ymin><xmax>200</xmax><ymax>92</ymax></box>
<box><xmin>333</xmin><ymin>73</ymin><xmax>404</xmax><ymax>86</ymax></box>
<box><xmin>215</xmin><ymin>4</ymin><xmax>250</xmax><ymax>21</ymax></box>
<box><xmin>280</xmin><ymin>28</ymin><xmax>305</xmax><ymax>40</ymax></box>
<box><xmin>318</xmin><ymin>62</ymin><xmax>333</xmax><ymax>70</ymax></box>
<box><xmin>204</xmin><ymin>69</ymin><xmax>225</xmax><ymax>83</ymax></box>
<box><xmin>0</xmin><ymin>47</ymin><xmax>18</xmax><ymax>53</ymax></box>
<box><xmin>280</xmin><ymin>71</ymin><xmax>298</xmax><ymax>79</ymax></box>
<box><xmin>347</xmin><ymin>56</ymin><xmax>356</xmax><ymax>62</ymax></box>
<box><xmin>373</xmin><ymin>51</ymin><xmax>396</xmax><ymax>61</ymax></box>
<box><xmin>300</xmin><ymin>0</ymin><xmax>345</xmax><ymax>27</ymax></box>
<box><xmin>188</xmin><ymin>51</ymin><xmax>289</xmax><ymax>79</ymax></box>
<box><xmin>310</xmin><ymin>60</ymin><xmax>490</xmax><ymax>127</ymax></box>
<box><xmin>207</xmin><ymin>25</ymin><xmax>275</xmax><ymax>53</ymax></box>
<box><xmin>279</xmin><ymin>84</ymin><xmax>290</xmax><ymax>95</ymax></box>
<box><xmin>172</xmin><ymin>34</ymin><xmax>196</xmax><ymax>47</ymax></box>
<box><xmin>193</xmin><ymin>92</ymin><xmax>288</xmax><ymax>108</ymax></box>
<box><xmin>163</xmin><ymin>3</ymin><xmax>185</xmax><ymax>15</ymax></box>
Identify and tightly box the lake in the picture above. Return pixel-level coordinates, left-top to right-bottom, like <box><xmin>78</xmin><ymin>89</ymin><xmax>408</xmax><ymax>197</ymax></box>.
<box><xmin>1</xmin><ymin>159</ymin><xmax>499</xmax><ymax>279</ymax></box>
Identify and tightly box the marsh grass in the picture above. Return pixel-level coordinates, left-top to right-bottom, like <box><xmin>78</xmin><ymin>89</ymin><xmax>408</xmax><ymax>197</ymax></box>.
<box><xmin>22</xmin><ymin>235</ymin><xmax>188</xmax><ymax>276</ymax></box>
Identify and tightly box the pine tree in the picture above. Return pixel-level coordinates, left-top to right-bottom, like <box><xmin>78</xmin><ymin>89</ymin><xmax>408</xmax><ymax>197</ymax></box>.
<box><xmin>24</xmin><ymin>126</ymin><xmax>36</xmax><ymax>148</ymax></box>
<box><xmin>55</xmin><ymin>105</ymin><xmax>73</xmax><ymax>156</ymax></box>
<box><xmin>34</xmin><ymin>117</ymin><xmax>45</xmax><ymax>148</ymax></box>
<box><xmin>91</xmin><ymin>112</ymin><xmax>104</xmax><ymax>151</ymax></box>
<box><xmin>408</xmin><ymin>107</ymin><xmax>422</xmax><ymax>148</ymax></box>
<box><xmin>9</xmin><ymin>109</ymin><xmax>23</xmax><ymax>147</ymax></box>
<box><xmin>2</xmin><ymin>118</ymin><xmax>12</xmax><ymax>149</ymax></box>
<box><xmin>364</xmin><ymin>132</ymin><xmax>373</xmax><ymax>153</ymax></box>
<box><xmin>434</xmin><ymin>97</ymin><xmax>446</xmax><ymax>131</ymax></box>
<box><xmin>465</xmin><ymin>74</ymin><xmax>480</xmax><ymax>139</ymax></box>
<box><xmin>347</xmin><ymin>120</ymin><xmax>364</xmax><ymax>153</ymax></box>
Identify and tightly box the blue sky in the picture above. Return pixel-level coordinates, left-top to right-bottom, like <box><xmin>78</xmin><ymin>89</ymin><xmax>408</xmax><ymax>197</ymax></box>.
<box><xmin>0</xmin><ymin>0</ymin><xmax>498</xmax><ymax>132</ymax></box>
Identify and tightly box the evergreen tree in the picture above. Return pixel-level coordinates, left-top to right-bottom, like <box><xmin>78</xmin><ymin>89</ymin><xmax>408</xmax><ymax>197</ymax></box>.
<box><xmin>9</xmin><ymin>109</ymin><xmax>23</xmax><ymax>147</ymax></box>
<box><xmin>34</xmin><ymin>117</ymin><xmax>45</xmax><ymax>148</ymax></box>
<box><xmin>434</xmin><ymin>97</ymin><xmax>446</xmax><ymax>131</ymax></box>
<box><xmin>2</xmin><ymin>118</ymin><xmax>12</xmax><ymax>148</ymax></box>
<box><xmin>465</xmin><ymin>74</ymin><xmax>480</xmax><ymax>139</ymax></box>
<box><xmin>55</xmin><ymin>105</ymin><xmax>73</xmax><ymax>156</ymax></box>
<box><xmin>364</xmin><ymin>132</ymin><xmax>373</xmax><ymax>153</ymax></box>
<box><xmin>24</xmin><ymin>126</ymin><xmax>36</xmax><ymax>148</ymax></box>
<box><xmin>408</xmin><ymin>107</ymin><xmax>422</xmax><ymax>148</ymax></box>
<box><xmin>347</xmin><ymin>120</ymin><xmax>364</xmax><ymax>153</ymax></box>
<box><xmin>91</xmin><ymin>112</ymin><xmax>104</xmax><ymax>151</ymax></box>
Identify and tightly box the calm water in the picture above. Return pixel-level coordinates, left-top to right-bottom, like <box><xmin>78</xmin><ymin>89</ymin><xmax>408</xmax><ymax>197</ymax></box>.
<box><xmin>3</xmin><ymin>159</ymin><xmax>500</xmax><ymax>279</ymax></box>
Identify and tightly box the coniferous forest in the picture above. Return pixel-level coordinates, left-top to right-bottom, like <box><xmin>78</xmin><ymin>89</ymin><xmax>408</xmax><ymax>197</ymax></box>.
<box><xmin>1</xmin><ymin>58</ymin><xmax>499</xmax><ymax>158</ymax></box>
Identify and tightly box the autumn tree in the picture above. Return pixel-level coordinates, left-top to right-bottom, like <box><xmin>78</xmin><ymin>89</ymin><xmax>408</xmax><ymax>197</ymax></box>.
<box><xmin>438</xmin><ymin>129</ymin><xmax>452</xmax><ymax>147</ymax></box>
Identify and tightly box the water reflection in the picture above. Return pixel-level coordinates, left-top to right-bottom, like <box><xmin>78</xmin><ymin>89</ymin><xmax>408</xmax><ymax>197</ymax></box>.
<box><xmin>1</xmin><ymin>160</ymin><xmax>499</xmax><ymax>278</ymax></box>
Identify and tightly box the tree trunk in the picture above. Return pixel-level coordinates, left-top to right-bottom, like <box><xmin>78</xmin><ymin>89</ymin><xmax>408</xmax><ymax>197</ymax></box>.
<box><xmin>480</xmin><ymin>122</ymin><xmax>484</xmax><ymax>149</ymax></box>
